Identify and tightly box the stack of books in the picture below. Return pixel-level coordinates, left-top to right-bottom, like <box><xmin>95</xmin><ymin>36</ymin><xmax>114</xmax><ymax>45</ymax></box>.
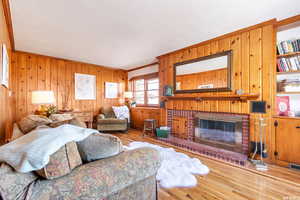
<box><xmin>277</xmin><ymin>56</ymin><xmax>300</xmax><ymax>72</ymax></box>
<box><xmin>277</xmin><ymin>39</ymin><xmax>300</xmax><ymax>55</ymax></box>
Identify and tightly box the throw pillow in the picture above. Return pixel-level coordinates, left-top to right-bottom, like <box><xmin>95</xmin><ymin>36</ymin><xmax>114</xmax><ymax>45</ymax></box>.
<box><xmin>0</xmin><ymin>163</ymin><xmax>38</xmax><ymax>200</ymax></box>
<box><xmin>76</xmin><ymin>133</ymin><xmax>123</xmax><ymax>163</ymax></box>
<box><xmin>101</xmin><ymin>107</ymin><xmax>116</xmax><ymax>118</ymax></box>
<box><xmin>49</xmin><ymin>120</ymin><xmax>72</xmax><ymax>128</ymax></box>
<box><xmin>49</xmin><ymin>113</ymin><xmax>73</xmax><ymax>122</ymax></box>
<box><xmin>18</xmin><ymin>115</ymin><xmax>53</xmax><ymax>134</ymax></box>
<box><xmin>69</xmin><ymin>117</ymin><xmax>87</xmax><ymax>128</ymax></box>
<box><xmin>11</xmin><ymin>123</ymin><xmax>24</xmax><ymax>141</ymax></box>
<box><xmin>112</xmin><ymin>106</ymin><xmax>130</xmax><ymax>122</ymax></box>
<box><xmin>35</xmin><ymin>141</ymin><xmax>82</xmax><ymax>180</ymax></box>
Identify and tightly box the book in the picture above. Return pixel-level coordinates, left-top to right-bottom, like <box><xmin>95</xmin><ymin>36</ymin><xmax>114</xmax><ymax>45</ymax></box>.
<box><xmin>277</xmin><ymin>38</ymin><xmax>300</xmax><ymax>55</ymax></box>
<box><xmin>276</xmin><ymin>96</ymin><xmax>290</xmax><ymax>116</ymax></box>
<box><xmin>277</xmin><ymin>56</ymin><xmax>300</xmax><ymax>72</ymax></box>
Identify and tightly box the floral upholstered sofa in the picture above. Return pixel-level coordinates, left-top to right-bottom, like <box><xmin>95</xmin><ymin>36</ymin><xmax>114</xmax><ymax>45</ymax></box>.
<box><xmin>0</xmin><ymin>114</ymin><xmax>161</xmax><ymax>200</ymax></box>
<box><xmin>0</xmin><ymin>148</ymin><xmax>160</xmax><ymax>200</ymax></box>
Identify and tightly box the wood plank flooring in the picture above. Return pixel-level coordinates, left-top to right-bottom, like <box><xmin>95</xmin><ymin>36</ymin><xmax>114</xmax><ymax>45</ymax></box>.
<box><xmin>114</xmin><ymin>129</ymin><xmax>300</xmax><ymax>200</ymax></box>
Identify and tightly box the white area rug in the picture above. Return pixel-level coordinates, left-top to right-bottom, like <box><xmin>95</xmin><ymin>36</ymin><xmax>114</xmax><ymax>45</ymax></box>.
<box><xmin>125</xmin><ymin>141</ymin><xmax>210</xmax><ymax>188</ymax></box>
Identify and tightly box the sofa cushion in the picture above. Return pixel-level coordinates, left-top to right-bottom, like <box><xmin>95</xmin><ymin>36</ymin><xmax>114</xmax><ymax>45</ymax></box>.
<box><xmin>0</xmin><ymin>163</ymin><xmax>38</xmax><ymax>200</ymax></box>
<box><xmin>69</xmin><ymin>117</ymin><xmax>87</xmax><ymax>128</ymax></box>
<box><xmin>49</xmin><ymin>113</ymin><xmax>73</xmax><ymax>122</ymax></box>
<box><xmin>17</xmin><ymin>115</ymin><xmax>53</xmax><ymax>134</ymax></box>
<box><xmin>98</xmin><ymin>118</ymin><xmax>127</xmax><ymax>124</ymax></box>
<box><xmin>35</xmin><ymin>142</ymin><xmax>82</xmax><ymax>180</ymax></box>
<box><xmin>30</xmin><ymin>148</ymin><xmax>161</xmax><ymax>200</ymax></box>
<box><xmin>48</xmin><ymin>120</ymin><xmax>72</xmax><ymax>128</ymax></box>
<box><xmin>101</xmin><ymin>107</ymin><xmax>116</xmax><ymax>118</ymax></box>
<box><xmin>48</xmin><ymin>117</ymin><xmax>87</xmax><ymax>128</ymax></box>
<box><xmin>76</xmin><ymin>133</ymin><xmax>123</xmax><ymax>163</ymax></box>
<box><xmin>11</xmin><ymin>123</ymin><xmax>24</xmax><ymax>141</ymax></box>
<box><xmin>97</xmin><ymin>124</ymin><xmax>128</xmax><ymax>132</ymax></box>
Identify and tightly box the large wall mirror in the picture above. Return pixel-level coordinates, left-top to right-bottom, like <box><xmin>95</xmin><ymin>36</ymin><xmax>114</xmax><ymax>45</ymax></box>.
<box><xmin>174</xmin><ymin>50</ymin><xmax>232</xmax><ymax>93</ymax></box>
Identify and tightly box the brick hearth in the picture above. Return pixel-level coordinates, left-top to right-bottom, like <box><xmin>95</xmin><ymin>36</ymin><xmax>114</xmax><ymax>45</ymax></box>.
<box><xmin>159</xmin><ymin>109</ymin><xmax>250</xmax><ymax>165</ymax></box>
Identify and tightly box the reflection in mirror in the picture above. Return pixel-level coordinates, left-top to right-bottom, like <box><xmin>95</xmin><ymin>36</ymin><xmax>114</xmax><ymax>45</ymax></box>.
<box><xmin>174</xmin><ymin>50</ymin><xmax>232</xmax><ymax>93</ymax></box>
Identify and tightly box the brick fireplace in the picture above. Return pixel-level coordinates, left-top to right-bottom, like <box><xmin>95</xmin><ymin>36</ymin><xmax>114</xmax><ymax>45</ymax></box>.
<box><xmin>158</xmin><ymin>109</ymin><xmax>250</xmax><ymax>165</ymax></box>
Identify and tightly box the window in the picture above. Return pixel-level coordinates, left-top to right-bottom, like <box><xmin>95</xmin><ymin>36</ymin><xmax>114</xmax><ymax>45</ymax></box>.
<box><xmin>132</xmin><ymin>73</ymin><xmax>159</xmax><ymax>107</ymax></box>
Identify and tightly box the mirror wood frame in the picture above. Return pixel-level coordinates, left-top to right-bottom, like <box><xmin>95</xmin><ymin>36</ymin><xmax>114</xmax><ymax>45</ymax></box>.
<box><xmin>173</xmin><ymin>50</ymin><xmax>233</xmax><ymax>94</ymax></box>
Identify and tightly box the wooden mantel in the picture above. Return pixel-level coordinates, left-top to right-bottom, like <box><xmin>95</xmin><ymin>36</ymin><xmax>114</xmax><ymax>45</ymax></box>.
<box><xmin>162</xmin><ymin>93</ymin><xmax>260</xmax><ymax>102</ymax></box>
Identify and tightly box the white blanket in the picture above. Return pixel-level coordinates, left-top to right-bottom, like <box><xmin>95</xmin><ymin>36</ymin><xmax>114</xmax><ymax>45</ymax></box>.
<box><xmin>0</xmin><ymin>124</ymin><xmax>98</xmax><ymax>173</ymax></box>
<box><xmin>126</xmin><ymin>142</ymin><xmax>210</xmax><ymax>188</ymax></box>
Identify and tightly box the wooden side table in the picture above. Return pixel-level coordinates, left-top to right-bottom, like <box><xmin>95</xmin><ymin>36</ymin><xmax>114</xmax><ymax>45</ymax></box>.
<box><xmin>143</xmin><ymin>119</ymin><xmax>157</xmax><ymax>137</ymax></box>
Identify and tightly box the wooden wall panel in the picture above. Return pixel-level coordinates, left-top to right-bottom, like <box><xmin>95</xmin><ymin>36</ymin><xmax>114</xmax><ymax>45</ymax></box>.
<box><xmin>176</xmin><ymin>68</ymin><xmax>227</xmax><ymax>90</ymax></box>
<box><xmin>158</xmin><ymin>22</ymin><xmax>276</xmax><ymax>162</ymax></box>
<box><xmin>0</xmin><ymin>0</ymin><xmax>12</xmax><ymax>142</ymax></box>
<box><xmin>131</xmin><ymin>107</ymin><xmax>160</xmax><ymax>130</ymax></box>
<box><xmin>12</xmin><ymin>51</ymin><xmax>127</xmax><ymax>121</ymax></box>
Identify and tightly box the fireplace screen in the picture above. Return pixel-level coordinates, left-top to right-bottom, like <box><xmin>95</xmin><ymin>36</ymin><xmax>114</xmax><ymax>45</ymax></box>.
<box><xmin>194</xmin><ymin>114</ymin><xmax>243</xmax><ymax>153</ymax></box>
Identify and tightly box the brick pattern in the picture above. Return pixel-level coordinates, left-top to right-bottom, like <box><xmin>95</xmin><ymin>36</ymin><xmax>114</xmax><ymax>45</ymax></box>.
<box><xmin>165</xmin><ymin>109</ymin><xmax>250</xmax><ymax>165</ymax></box>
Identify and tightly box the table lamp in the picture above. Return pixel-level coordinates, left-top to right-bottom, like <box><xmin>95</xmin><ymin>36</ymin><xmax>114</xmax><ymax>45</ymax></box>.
<box><xmin>32</xmin><ymin>90</ymin><xmax>55</xmax><ymax>115</ymax></box>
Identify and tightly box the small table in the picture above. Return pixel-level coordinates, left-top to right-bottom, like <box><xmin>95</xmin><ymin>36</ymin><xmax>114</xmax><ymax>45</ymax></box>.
<box><xmin>143</xmin><ymin>119</ymin><xmax>157</xmax><ymax>137</ymax></box>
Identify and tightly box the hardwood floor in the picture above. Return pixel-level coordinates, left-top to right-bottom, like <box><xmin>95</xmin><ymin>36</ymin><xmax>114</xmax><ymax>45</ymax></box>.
<box><xmin>115</xmin><ymin>129</ymin><xmax>300</xmax><ymax>200</ymax></box>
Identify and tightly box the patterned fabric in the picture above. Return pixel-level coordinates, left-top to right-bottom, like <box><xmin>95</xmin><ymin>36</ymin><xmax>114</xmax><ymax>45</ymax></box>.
<box><xmin>0</xmin><ymin>163</ymin><xmax>38</xmax><ymax>200</ymax></box>
<box><xmin>101</xmin><ymin>107</ymin><xmax>116</xmax><ymax>118</ymax></box>
<box><xmin>69</xmin><ymin>117</ymin><xmax>87</xmax><ymax>128</ymax></box>
<box><xmin>104</xmin><ymin>176</ymin><xmax>157</xmax><ymax>200</ymax></box>
<box><xmin>18</xmin><ymin>115</ymin><xmax>53</xmax><ymax>133</ymax></box>
<box><xmin>29</xmin><ymin>147</ymin><xmax>161</xmax><ymax>200</ymax></box>
<box><xmin>49</xmin><ymin>118</ymin><xmax>87</xmax><ymax>128</ymax></box>
<box><xmin>49</xmin><ymin>114</ymin><xmax>73</xmax><ymax>122</ymax></box>
<box><xmin>76</xmin><ymin>133</ymin><xmax>123</xmax><ymax>163</ymax></box>
<box><xmin>97</xmin><ymin>113</ymin><xmax>128</xmax><ymax>132</ymax></box>
<box><xmin>11</xmin><ymin>123</ymin><xmax>24</xmax><ymax>141</ymax></box>
<box><xmin>97</xmin><ymin>123</ymin><xmax>128</xmax><ymax>132</ymax></box>
<box><xmin>112</xmin><ymin>106</ymin><xmax>130</xmax><ymax>122</ymax></box>
<box><xmin>97</xmin><ymin>119</ymin><xmax>127</xmax><ymax>124</ymax></box>
<box><xmin>35</xmin><ymin>142</ymin><xmax>82</xmax><ymax>180</ymax></box>
<box><xmin>49</xmin><ymin>120</ymin><xmax>71</xmax><ymax>128</ymax></box>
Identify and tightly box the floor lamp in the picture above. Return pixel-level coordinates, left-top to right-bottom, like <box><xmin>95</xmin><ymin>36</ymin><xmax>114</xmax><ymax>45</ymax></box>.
<box><xmin>250</xmin><ymin>101</ymin><xmax>268</xmax><ymax>171</ymax></box>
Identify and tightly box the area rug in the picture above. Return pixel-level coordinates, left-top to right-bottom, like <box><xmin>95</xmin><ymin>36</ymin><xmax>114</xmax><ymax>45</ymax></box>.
<box><xmin>125</xmin><ymin>141</ymin><xmax>210</xmax><ymax>188</ymax></box>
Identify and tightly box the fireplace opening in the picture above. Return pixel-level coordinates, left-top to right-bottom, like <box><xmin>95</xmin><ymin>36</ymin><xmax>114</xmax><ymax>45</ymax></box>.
<box><xmin>194</xmin><ymin>113</ymin><xmax>243</xmax><ymax>153</ymax></box>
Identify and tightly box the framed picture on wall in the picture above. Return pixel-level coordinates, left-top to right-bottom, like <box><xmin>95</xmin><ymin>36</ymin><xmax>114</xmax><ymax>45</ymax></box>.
<box><xmin>74</xmin><ymin>73</ymin><xmax>96</xmax><ymax>100</ymax></box>
<box><xmin>105</xmin><ymin>82</ymin><xmax>119</xmax><ymax>99</ymax></box>
<box><xmin>1</xmin><ymin>44</ymin><xmax>9</xmax><ymax>88</ymax></box>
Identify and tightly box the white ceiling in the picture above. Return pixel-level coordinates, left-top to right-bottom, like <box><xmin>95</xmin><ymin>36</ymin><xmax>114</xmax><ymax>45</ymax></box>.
<box><xmin>9</xmin><ymin>0</ymin><xmax>300</xmax><ymax>69</ymax></box>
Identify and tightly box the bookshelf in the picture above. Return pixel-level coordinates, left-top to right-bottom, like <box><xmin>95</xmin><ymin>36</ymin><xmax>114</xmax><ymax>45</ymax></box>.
<box><xmin>277</xmin><ymin>51</ymin><xmax>300</xmax><ymax>58</ymax></box>
<box><xmin>273</xmin><ymin>15</ymin><xmax>300</xmax><ymax>168</ymax></box>
<box><xmin>276</xmin><ymin>70</ymin><xmax>300</xmax><ymax>75</ymax></box>
<box><xmin>275</xmin><ymin>20</ymin><xmax>300</xmax><ymax>118</ymax></box>
<box><xmin>273</xmin><ymin>115</ymin><xmax>300</xmax><ymax>120</ymax></box>
<box><xmin>277</xmin><ymin>91</ymin><xmax>300</xmax><ymax>95</ymax></box>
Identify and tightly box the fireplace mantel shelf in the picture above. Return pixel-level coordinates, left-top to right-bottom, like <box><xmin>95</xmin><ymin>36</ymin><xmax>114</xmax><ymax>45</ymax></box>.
<box><xmin>163</xmin><ymin>93</ymin><xmax>259</xmax><ymax>101</ymax></box>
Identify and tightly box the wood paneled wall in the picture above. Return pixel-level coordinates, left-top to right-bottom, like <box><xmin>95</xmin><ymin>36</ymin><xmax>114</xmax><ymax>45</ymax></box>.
<box><xmin>11</xmin><ymin>51</ymin><xmax>127</xmax><ymax>121</ymax></box>
<box><xmin>176</xmin><ymin>68</ymin><xmax>227</xmax><ymax>90</ymax></box>
<box><xmin>158</xmin><ymin>20</ymin><xmax>276</xmax><ymax>161</ymax></box>
<box><xmin>0</xmin><ymin>0</ymin><xmax>12</xmax><ymax>142</ymax></box>
<box><xmin>131</xmin><ymin>107</ymin><xmax>160</xmax><ymax>130</ymax></box>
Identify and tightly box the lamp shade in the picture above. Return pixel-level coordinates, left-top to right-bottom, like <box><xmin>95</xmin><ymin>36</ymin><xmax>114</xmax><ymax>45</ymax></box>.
<box><xmin>32</xmin><ymin>90</ymin><xmax>55</xmax><ymax>104</ymax></box>
<box><xmin>124</xmin><ymin>91</ymin><xmax>133</xmax><ymax>98</ymax></box>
